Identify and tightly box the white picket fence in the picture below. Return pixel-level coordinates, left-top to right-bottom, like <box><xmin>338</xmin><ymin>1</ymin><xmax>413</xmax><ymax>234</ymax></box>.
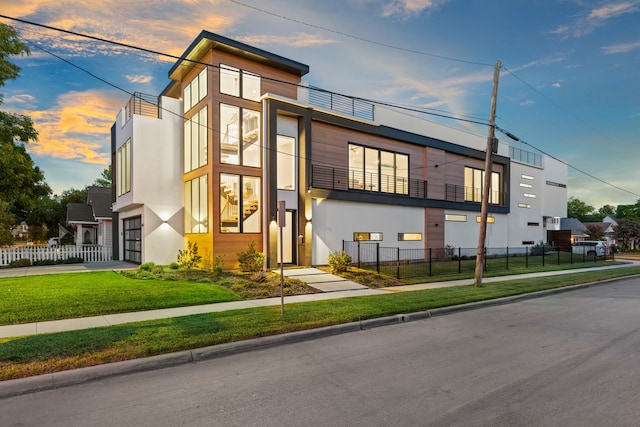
<box><xmin>0</xmin><ymin>246</ymin><xmax>113</xmax><ymax>266</ymax></box>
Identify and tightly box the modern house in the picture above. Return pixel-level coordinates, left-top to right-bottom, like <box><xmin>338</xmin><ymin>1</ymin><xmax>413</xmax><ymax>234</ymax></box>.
<box><xmin>111</xmin><ymin>31</ymin><xmax>567</xmax><ymax>267</ymax></box>
<box><xmin>67</xmin><ymin>186</ymin><xmax>113</xmax><ymax>247</ymax></box>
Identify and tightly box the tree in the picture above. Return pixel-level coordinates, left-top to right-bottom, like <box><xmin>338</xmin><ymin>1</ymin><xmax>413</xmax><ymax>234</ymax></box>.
<box><xmin>567</xmin><ymin>197</ymin><xmax>595</xmax><ymax>222</ymax></box>
<box><xmin>614</xmin><ymin>219</ymin><xmax>639</xmax><ymax>251</ymax></box>
<box><xmin>0</xmin><ymin>200</ymin><xmax>15</xmax><ymax>246</ymax></box>
<box><xmin>584</xmin><ymin>223</ymin><xmax>605</xmax><ymax>240</ymax></box>
<box><xmin>0</xmin><ymin>23</ymin><xmax>51</xmax><ymax>220</ymax></box>
<box><xmin>93</xmin><ymin>165</ymin><xmax>112</xmax><ymax>187</ymax></box>
<box><xmin>598</xmin><ymin>204</ymin><xmax>615</xmax><ymax>219</ymax></box>
<box><xmin>616</xmin><ymin>199</ymin><xmax>640</xmax><ymax>221</ymax></box>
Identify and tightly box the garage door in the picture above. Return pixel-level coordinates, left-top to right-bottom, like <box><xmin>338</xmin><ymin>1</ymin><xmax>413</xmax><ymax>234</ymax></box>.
<box><xmin>123</xmin><ymin>216</ymin><xmax>142</xmax><ymax>264</ymax></box>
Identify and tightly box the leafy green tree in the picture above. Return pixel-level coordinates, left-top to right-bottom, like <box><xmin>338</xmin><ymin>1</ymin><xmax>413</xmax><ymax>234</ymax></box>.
<box><xmin>93</xmin><ymin>165</ymin><xmax>112</xmax><ymax>187</ymax></box>
<box><xmin>616</xmin><ymin>199</ymin><xmax>640</xmax><ymax>221</ymax></box>
<box><xmin>598</xmin><ymin>204</ymin><xmax>615</xmax><ymax>219</ymax></box>
<box><xmin>567</xmin><ymin>197</ymin><xmax>595</xmax><ymax>222</ymax></box>
<box><xmin>0</xmin><ymin>200</ymin><xmax>15</xmax><ymax>246</ymax></box>
<box><xmin>584</xmin><ymin>223</ymin><xmax>605</xmax><ymax>240</ymax></box>
<box><xmin>0</xmin><ymin>23</ymin><xmax>51</xmax><ymax>220</ymax></box>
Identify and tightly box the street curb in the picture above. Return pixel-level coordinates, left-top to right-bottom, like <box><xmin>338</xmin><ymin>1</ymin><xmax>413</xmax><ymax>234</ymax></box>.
<box><xmin>1</xmin><ymin>274</ymin><xmax>636</xmax><ymax>399</ymax></box>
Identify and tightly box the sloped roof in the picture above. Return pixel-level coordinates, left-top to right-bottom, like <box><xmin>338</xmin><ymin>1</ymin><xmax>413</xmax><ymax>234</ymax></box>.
<box><xmin>67</xmin><ymin>203</ymin><xmax>97</xmax><ymax>224</ymax></box>
<box><xmin>560</xmin><ymin>218</ymin><xmax>588</xmax><ymax>236</ymax></box>
<box><xmin>583</xmin><ymin>222</ymin><xmax>615</xmax><ymax>234</ymax></box>
<box><xmin>86</xmin><ymin>186</ymin><xmax>112</xmax><ymax>218</ymax></box>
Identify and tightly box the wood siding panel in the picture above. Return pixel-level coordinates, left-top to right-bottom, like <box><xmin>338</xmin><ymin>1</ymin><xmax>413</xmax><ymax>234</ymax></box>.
<box><xmin>426</xmin><ymin>208</ymin><xmax>445</xmax><ymax>249</ymax></box>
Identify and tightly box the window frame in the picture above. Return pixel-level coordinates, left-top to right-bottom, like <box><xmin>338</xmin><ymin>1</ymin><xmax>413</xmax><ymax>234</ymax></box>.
<box><xmin>220</xmin><ymin>103</ymin><xmax>261</xmax><ymax>167</ymax></box>
<box><xmin>348</xmin><ymin>143</ymin><xmax>409</xmax><ymax>195</ymax></box>
<box><xmin>219</xmin><ymin>173</ymin><xmax>262</xmax><ymax>234</ymax></box>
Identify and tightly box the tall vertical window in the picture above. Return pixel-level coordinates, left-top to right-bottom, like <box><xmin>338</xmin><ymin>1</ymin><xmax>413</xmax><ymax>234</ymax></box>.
<box><xmin>117</xmin><ymin>138</ymin><xmax>131</xmax><ymax>196</ymax></box>
<box><xmin>220</xmin><ymin>64</ymin><xmax>261</xmax><ymax>101</ymax></box>
<box><xmin>348</xmin><ymin>143</ymin><xmax>408</xmax><ymax>195</ymax></box>
<box><xmin>220</xmin><ymin>174</ymin><xmax>261</xmax><ymax>233</ymax></box>
<box><xmin>184</xmin><ymin>106</ymin><xmax>208</xmax><ymax>173</ymax></box>
<box><xmin>464</xmin><ymin>166</ymin><xmax>500</xmax><ymax>204</ymax></box>
<box><xmin>185</xmin><ymin>175</ymin><xmax>208</xmax><ymax>233</ymax></box>
<box><xmin>183</xmin><ymin>67</ymin><xmax>207</xmax><ymax>113</ymax></box>
<box><xmin>220</xmin><ymin>104</ymin><xmax>260</xmax><ymax>167</ymax></box>
<box><xmin>277</xmin><ymin>135</ymin><xmax>296</xmax><ymax>190</ymax></box>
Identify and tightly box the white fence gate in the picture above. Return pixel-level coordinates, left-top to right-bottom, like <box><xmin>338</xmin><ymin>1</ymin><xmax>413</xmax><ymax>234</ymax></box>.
<box><xmin>0</xmin><ymin>246</ymin><xmax>113</xmax><ymax>266</ymax></box>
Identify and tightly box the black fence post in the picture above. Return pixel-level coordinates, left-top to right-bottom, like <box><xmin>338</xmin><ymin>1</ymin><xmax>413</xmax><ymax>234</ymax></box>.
<box><xmin>542</xmin><ymin>246</ymin><xmax>545</xmax><ymax>267</ymax></box>
<box><xmin>396</xmin><ymin>247</ymin><xmax>400</xmax><ymax>280</ymax></box>
<box><xmin>484</xmin><ymin>247</ymin><xmax>487</xmax><ymax>272</ymax></box>
<box><xmin>526</xmin><ymin>246</ymin><xmax>529</xmax><ymax>268</ymax></box>
<box><xmin>506</xmin><ymin>247</ymin><xmax>509</xmax><ymax>270</ymax></box>
<box><xmin>357</xmin><ymin>240</ymin><xmax>361</xmax><ymax>269</ymax></box>
<box><xmin>429</xmin><ymin>248</ymin><xmax>432</xmax><ymax>277</ymax></box>
<box><xmin>557</xmin><ymin>248</ymin><xmax>560</xmax><ymax>265</ymax></box>
<box><xmin>458</xmin><ymin>247</ymin><xmax>461</xmax><ymax>274</ymax></box>
<box><xmin>342</xmin><ymin>239</ymin><xmax>345</xmax><ymax>252</ymax></box>
<box><xmin>376</xmin><ymin>243</ymin><xmax>380</xmax><ymax>274</ymax></box>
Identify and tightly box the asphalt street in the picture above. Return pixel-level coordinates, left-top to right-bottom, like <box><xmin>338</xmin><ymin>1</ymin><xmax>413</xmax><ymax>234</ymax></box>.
<box><xmin>2</xmin><ymin>275</ymin><xmax>640</xmax><ymax>426</ymax></box>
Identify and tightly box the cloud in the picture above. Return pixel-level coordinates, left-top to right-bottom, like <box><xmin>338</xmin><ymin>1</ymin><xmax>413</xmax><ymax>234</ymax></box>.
<box><xmin>24</xmin><ymin>89</ymin><xmax>125</xmax><ymax>165</ymax></box>
<box><xmin>237</xmin><ymin>33</ymin><xmax>337</xmax><ymax>48</ymax></box>
<box><xmin>602</xmin><ymin>40</ymin><xmax>640</xmax><ymax>54</ymax></box>
<box><xmin>520</xmin><ymin>100</ymin><xmax>534</xmax><ymax>107</ymax></box>
<box><xmin>552</xmin><ymin>1</ymin><xmax>640</xmax><ymax>38</ymax></box>
<box><xmin>380</xmin><ymin>0</ymin><xmax>448</xmax><ymax>17</ymax></box>
<box><xmin>3</xmin><ymin>94</ymin><xmax>37</xmax><ymax>108</ymax></box>
<box><xmin>552</xmin><ymin>82</ymin><xmax>562</xmax><ymax>88</ymax></box>
<box><xmin>125</xmin><ymin>74</ymin><xmax>153</xmax><ymax>84</ymax></box>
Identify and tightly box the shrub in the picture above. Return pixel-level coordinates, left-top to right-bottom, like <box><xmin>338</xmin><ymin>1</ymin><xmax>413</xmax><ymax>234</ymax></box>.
<box><xmin>250</xmin><ymin>270</ymin><xmax>267</xmax><ymax>282</ymax></box>
<box><xmin>140</xmin><ymin>262</ymin><xmax>155</xmax><ymax>271</ymax></box>
<box><xmin>328</xmin><ymin>250</ymin><xmax>352</xmax><ymax>274</ymax></box>
<box><xmin>32</xmin><ymin>259</ymin><xmax>55</xmax><ymax>266</ymax></box>
<box><xmin>237</xmin><ymin>241</ymin><xmax>264</xmax><ymax>272</ymax></box>
<box><xmin>59</xmin><ymin>257</ymin><xmax>84</xmax><ymax>264</ymax></box>
<box><xmin>529</xmin><ymin>241</ymin><xmax>551</xmax><ymax>256</ymax></box>
<box><xmin>177</xmin><ymin>241</ymin><xmax>202</xmax><ymax>269</ymax></box>
<box><xmin>169</xmin><ymin>262</ymin><xmax>179</xmax><ymax>270</ymax></box>
<box><xmin>9</xmin><ymin>258</ymin><xmax>31</xmax><ymax>268</ymax></box>
<box><xmin>213</xmin><ymin>255</ymin><xmax>225</xmax><ymax>276</ymax></box>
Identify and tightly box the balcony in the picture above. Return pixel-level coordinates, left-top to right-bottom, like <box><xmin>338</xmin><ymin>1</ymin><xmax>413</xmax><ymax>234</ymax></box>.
<box><xmin>307</xmin><ymin>87</ymin><xmax>375</xmax><ymax>121</ymax></box>
<box><xmin>124</xmin><ymin>92</ymin><xmax>159</xmax><ymax>121</ymax></box>
<box><xmin>311</xmin><ymin>164</ymin><xmax>504</xmax><ymax>206</ymax></box>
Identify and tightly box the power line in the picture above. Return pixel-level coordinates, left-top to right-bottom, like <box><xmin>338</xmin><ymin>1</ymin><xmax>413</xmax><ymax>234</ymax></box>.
<box><xmin>227</xmin><ymin>0</ymin><xmax>494</xmax><ymax>67</ymax></box>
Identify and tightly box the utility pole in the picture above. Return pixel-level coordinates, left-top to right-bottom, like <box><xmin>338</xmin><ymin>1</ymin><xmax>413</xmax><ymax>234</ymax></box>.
<box><xmin>474</xmin><ymin>60</ymin><xmax>501</xmax><ymax>287</ymax></box>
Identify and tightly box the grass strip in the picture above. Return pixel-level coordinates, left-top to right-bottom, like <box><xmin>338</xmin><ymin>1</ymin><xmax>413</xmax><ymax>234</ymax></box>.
<box><xmin>0</xmin><ymin>272</ymin><xmax>241</xmax><ymax>325</ymax></box>
<box><xmin>2</xmin><ymin>266</ymin><xmax>640</xmax><ymax>381</ymax></box>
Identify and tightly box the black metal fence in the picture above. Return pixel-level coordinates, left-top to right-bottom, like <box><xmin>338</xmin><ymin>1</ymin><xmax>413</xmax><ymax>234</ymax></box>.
<box><xmin>342</xmin><ymin>241</ymin><xmax>614</xmax><ymax>280</ymax></box>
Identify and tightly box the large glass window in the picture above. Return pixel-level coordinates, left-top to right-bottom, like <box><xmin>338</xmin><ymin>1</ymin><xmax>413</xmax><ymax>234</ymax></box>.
<box><xmin>277</xmin><ymin>135</ymin><xmax>296</xmax><ymax>190</ymax></box>
<box><xmin>184</xmin><ymin>67</ymin><xmax>207</xmax><ymax>113</ymax></box>
<box><xmin>117</xmin><ymin>138</ymin><xmax>131</xmax><ymax>196</ymax></box>
<box><xmin>348</xmin><ymin>143</ymin><xmax>408</xmax><ymax>195</ymax></box>
<box><xmin>220</xmin><ymin>104</ymin><xmax>260</xmax><ymax>167</ymax></box>
<box><xmin>185</xmin><ymin>175</ymin><xmax>208</xmax><ymax>233</ymax></box>
<box><xmin>220</xmin><ymin>64</ymin><xmax>261</xmax><ymax>101</ymax></box>
<box><xmin>464</xmin><ymin>166</ymin><xmax>500</xmax><ymax>204</ymax></box>
<box><xmin>220</xmin><ymin>174</ymin><xmax>261</xmax><ymax>233</ymax></box>
<box><xmin>184</xmin><ymin>106</ymin><xmax>208</xmax><ymax>173</ymax></box>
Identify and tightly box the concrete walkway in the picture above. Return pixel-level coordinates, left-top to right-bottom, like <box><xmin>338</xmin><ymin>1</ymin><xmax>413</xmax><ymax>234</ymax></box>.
<box><xmin>1</xmin><ymin>260</ymin><xmax>638</xmax><ymax>340</ymax></box>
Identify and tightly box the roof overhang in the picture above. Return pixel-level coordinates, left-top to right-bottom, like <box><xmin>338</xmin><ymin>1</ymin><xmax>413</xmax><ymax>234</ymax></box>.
<box><xmin>168</xmin><ymin>31</ymin><xmax>309</xmax><ymax>81</ymax></box>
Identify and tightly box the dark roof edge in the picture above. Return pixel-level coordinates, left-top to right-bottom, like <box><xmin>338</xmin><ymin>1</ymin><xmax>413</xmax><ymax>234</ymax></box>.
<box><xmin>168</xmin><ymin>30</ymin><xmax>310</xmax><ymax>79</ymax></box>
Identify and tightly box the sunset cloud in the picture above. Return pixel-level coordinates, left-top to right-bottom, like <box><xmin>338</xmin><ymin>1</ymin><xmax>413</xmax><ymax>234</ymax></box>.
<box><xmin>381</xmin><ymin>0</ymin><xmax>448</xmax><ymax>17</ymax></box>
<box><xmin>551</xmin><ymin>0</ymin><xmax>640</xmax><ymax>38</ymax></box>
<box><xmin>26</xmin><ymin>90</ymin><xmax>125</xmax><ymax>164</ymax></box>
<box><xmin>125</xmin><ymin>74</ymin><xmax>153</xmax><ymax>84</ymax></box>
<box><xmin>237</xmin><ymin>33</ymin><xmax>337</xmax><ymax>48</ymax></box>
<box><xmin>602</xmin><ymin>40</ymin><xmax>640</xmax><ymax>54</ymax></box>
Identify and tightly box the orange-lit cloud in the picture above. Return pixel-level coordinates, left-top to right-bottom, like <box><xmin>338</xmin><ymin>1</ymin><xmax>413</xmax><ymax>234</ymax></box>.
<box><xmin>26</xmin><ymin>89</ymin><xmax>125</xmax><ymax>165</ymax></box>
<box><xmin>237</xmin><ymin>33</ymin><xmax>337</xmax><ymax>48</ymax></box>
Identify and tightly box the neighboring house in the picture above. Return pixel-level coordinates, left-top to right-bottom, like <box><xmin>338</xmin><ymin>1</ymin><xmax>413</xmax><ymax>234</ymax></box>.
<box><xmin>10</xmin><ymin>221</ymin><xmax>29</xmax><ymax>240</ymax></box>
<box><xmin>111</xmin><ymin>31</ymin><xmax>568</xmax><ymax>267</ymax></box>
<box><xmin>560</xmin><ymin>218</ymin><xmax>588</xmax><ymax>243</ymax></box>
<box><xmin>67</xmin><ymin>186</ymin><xmax>113</xmax><ymax>247</ymax></box>
<box><xmin>582</xmin><ymin>221</ymin><xmax>615</xmax><ymax>245</ymax></box>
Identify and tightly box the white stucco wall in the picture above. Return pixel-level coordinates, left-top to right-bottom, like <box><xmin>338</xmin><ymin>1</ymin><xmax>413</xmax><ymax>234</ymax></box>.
<box><xmin>311</xmin><ymin>199</ymin><xmax>425</xmax><ymax>265</ymax></box>
<box><xmin>444</xmin><ymin>210</ymin><xmax>508</xmax><ymax>250</ymax></box>
<box><xmin>112</xmin><ymin>96</ymin><xmax>184</xmax><ymax>264</ymax></box>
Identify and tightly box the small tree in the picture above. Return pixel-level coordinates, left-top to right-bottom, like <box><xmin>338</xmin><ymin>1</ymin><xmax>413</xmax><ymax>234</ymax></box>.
<box><xmin>237</xmin><ymin>240</ymin><xmax>264</xmax><ymax>272</ymax></box>
<box><xmin>177</xmin><ymin>241</ymin><xmax>202</xmax><ymax>269</ymax></box>
<box><xmin>328</xmin><ymin>250</ymin><xmax>352</xmax><ymax>274</ymax></box>
<box><xmin>584</xmin><ymin>223</ymin><xmax>605</xmax><ymax>241</ymax></box>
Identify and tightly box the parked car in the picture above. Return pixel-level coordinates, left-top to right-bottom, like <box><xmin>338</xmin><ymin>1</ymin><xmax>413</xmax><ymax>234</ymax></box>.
<box><xmin>572</xmin><ymin>240</ymin><xmax>608</xmax><ymax>257</ymax></box>
<box><xmin>46</xmin><ymin>237</ymin><xmax>61</xmax><ymax>247</ymax></box>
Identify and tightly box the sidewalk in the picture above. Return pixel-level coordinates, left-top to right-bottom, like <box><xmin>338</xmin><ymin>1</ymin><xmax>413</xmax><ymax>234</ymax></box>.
<box><xmin>1</xmin><ymin>260</ymin><xmax>638</xmax><ymax>340</ymax></box>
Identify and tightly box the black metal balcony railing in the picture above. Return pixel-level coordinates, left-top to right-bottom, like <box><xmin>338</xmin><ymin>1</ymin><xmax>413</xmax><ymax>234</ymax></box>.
<box><xmin>308</xmin><ymin>87</ymin><xmax>375</xmax><ymax>121</ymax></box>
<box><xmin>311</xmin><ymin>164</ymin><xmax>504</xmax><ymax>206</ymax></box>
<box><xmin>125</xmin><ymin>92</ymin><xmax>159</xmax><ymax>121</ymax></box>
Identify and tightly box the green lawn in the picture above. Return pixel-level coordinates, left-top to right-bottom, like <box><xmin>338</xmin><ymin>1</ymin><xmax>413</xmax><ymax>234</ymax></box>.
<box><xmin>0</xmin><ymin>271</ymin><xmax>241</xmax><ymax>325</ymax></box>
<box><xmin>2</xmin><ymin>266</ymin><xmax>640</xmax><ymax>381</ymax></box>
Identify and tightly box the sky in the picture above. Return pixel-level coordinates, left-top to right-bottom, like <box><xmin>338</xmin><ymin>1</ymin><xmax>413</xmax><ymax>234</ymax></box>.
<box><xmin>1</xmin><ymin>0</ymin><xmax>639</xmax><ymax>210</ymax></box>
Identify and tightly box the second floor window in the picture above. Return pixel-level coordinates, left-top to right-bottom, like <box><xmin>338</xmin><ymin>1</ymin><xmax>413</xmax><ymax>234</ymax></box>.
<box><xmin>464</xmin><ymin>166</ymin><xmax>501</xmax><ymax>204</ymax></box>
<box><xmin>220</xmin><ymin>104</ymin><xmax>260</xmax><ymax>167</ymax></box>
<box><xmin>184</xmin><ymin>67</ymin><xmax>207</xmax><ymax>113</ymax></box>
<box><xmin>348</xmin><ymin>143</ymin><xmax>408</xmax><ymax>195</ymax></box>
<box><xmin>184</xmin><ymin>106</ymin><xmax>208</xmax><ymax>173</ymax></box>
<box><xmin>116</xmin><ymin>138</ymin><xmax>131</xmax><ymax>196</ymax></box>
